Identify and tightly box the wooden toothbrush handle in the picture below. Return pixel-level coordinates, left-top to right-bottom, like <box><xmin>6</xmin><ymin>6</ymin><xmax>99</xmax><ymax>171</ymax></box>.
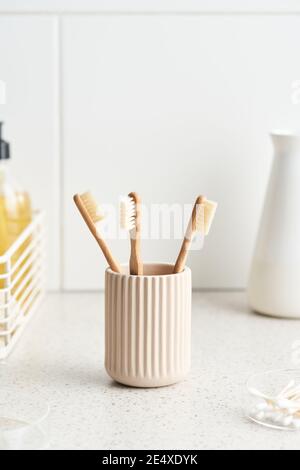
<box><xmin>173</xmin><ymin>195</ymin><xmax>205</xmax><ymax>274</ymax></box>
<box><xmin>173</xmin><ymin>237</ymin><xmax>192</xmax><ymax>273</ymax></box>
<box><xmin>94</xmin><ymin>233</ymin><xmax>121</xmax><ymax>274</ymax></box>
<box><xmin>129</xmin><ymin>237</ymin><xmax>143</xmax><ymax>276</ymax></box>
<box><xmin>129</xmin><ymin>191</ymin><xmax>143</xmax><ymax>275</ymax></box>
<box><xmin>73</xmin><ymin>194</ymin><xmax>121</xmax><ymax>273</ymax></box>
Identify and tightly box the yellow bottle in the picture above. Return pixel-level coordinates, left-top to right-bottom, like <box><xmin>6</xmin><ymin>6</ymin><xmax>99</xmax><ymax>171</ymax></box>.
<box><xmin>0</xmin><ymin>123</ymin><xmax>32</xmax><ymax>295</ymax></box>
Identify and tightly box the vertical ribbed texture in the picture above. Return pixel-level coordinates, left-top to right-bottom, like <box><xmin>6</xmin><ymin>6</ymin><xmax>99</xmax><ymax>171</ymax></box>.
<box><xmin>105</xmin><ymin>266</ymin><xmax>191</xmax><ymax>388</ymax></box>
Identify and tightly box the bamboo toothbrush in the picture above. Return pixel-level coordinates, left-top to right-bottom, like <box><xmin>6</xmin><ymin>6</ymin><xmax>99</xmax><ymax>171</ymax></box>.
<box><xmin>120</xmin><ymin>192</ymin><xmax>143</xmax><ymax>275</ymax></box>
<box><xmin>73</xmin><ymin>192</ymin><xmax>121</xmax><ymax>273</ymax></box>
<box><xmin>173</xmin><ymin>195</ymin><xmax>217</xmax><ymax>274</ymax></box>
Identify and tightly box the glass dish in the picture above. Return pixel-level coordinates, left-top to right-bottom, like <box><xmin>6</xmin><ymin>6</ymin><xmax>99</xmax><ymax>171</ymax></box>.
<box><xmin>0</xmin><ymin>391</ymin><xmax>50</xmax><ymax>449</ymax></box>
<box><xmin>245</xmin><ymin>369</ymin><xmax>300</xmax><ymax>431</ymax></box>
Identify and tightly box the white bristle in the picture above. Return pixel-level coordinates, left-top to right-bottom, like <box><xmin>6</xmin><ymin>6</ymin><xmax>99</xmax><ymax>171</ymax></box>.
<box><xmin>120</xmin><ymin>196</ymin><xmax>136</xmax><ymax>231</ymax></box>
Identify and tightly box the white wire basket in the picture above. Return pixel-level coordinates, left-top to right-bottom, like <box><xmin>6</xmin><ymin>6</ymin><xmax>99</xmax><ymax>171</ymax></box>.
<box><xmin>0</xmin><ymin>211</ymin><xmax>46</xmax><ymax>359</ymax></box>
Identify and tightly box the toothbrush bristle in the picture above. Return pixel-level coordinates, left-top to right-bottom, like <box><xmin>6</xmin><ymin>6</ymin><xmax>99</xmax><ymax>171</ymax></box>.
<box><xmin>195</xmin><ymin>199</ymin><xmax>217</xmax><ymax>235</ymax></box>
<box><xmin>120</xmin><ymin>196</ymin><xmax>136</xmax><ymax>231</ymax></box>
<box><xmin>203</xmin><ymin>199</ymin><xmax>217</xmax><ymax>235</ymax></box>
<box><xmin>81</xmin><ymin>191</ymin><xmax>105</xmax><ymax>223</ymax></box>
<box><xmin>195</xmin><ymin>203</ymin><xmax>205</xmax><ymax>233</ymax></box>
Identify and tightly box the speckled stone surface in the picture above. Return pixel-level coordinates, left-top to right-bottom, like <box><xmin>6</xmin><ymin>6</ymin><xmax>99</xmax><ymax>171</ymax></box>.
<box><xmin>1</xmin><ymin>292</ymin><xmax>300</xmax><ymax>450</ymax></box>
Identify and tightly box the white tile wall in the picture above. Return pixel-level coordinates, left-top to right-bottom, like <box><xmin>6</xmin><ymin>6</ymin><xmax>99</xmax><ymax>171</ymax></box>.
<box><xmin>1</xmin><ymin>5</ymin><xmax>300</xmax><ymax>290</ymax></box>
<box><xmin>63</xmin><ymin>14</ymin><xmax>300</xmax><ymax>290</ymax></box>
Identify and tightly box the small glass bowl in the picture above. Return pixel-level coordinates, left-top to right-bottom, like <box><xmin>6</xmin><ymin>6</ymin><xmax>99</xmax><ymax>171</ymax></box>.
<box><xmin>244</xmin><ymin>369</ymin><xmax>300</xmax><ymax>431</ymax></box>
<box><xmin>0</xmin><ymin>391</ymin><xmax>50</xmax><ymax>449</ymax></box>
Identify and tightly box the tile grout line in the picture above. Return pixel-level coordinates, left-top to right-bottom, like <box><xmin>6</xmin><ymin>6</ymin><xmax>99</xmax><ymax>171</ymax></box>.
<box><xmin>57</xmin><ymin>15</ymin><xmax>64</xmax><ymax>291</ymax></box>
<box><xmin>1</xmin><ymin>11</ymin><xmax>300</xmax><ymax>16</ymax></box>
<box><xmin>51</xmin><ymin>15</ymin><xmax>63</xmax><ymax>292</ymax></box>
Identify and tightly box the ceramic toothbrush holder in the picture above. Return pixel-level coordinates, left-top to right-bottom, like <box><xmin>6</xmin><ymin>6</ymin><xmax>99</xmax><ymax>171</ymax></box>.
<box><xmin>105</xmin><ymin>263</ymin><xmax>191</xmax><ymax>387</ymax></box>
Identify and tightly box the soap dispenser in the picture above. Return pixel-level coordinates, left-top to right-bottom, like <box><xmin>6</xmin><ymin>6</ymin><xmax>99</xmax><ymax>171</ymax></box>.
<box><xmin>0</xmin><ymin>123</ymin><xmax>32</xmax><ymax>289</ymax></box>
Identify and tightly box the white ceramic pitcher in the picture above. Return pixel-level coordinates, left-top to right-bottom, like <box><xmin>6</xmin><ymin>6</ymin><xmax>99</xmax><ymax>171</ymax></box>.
<box><xmin>248</xmin><ymin>131</ymin><xmax>300</xmax><ymax>318</ymax></box>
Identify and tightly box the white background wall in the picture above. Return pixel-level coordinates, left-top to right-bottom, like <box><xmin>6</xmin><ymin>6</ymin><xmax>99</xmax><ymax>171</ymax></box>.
<box><xmin>0</xmin><ymin>1</ymin><xmax>300</xmax><ymax>290</ymax></box>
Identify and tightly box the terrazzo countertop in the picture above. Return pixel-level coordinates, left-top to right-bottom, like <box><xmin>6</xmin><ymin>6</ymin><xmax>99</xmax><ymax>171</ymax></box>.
<box><xmin>1</xmin><ymin>292</ymin><xmax>300</xmax><ymax>450</ymax></box>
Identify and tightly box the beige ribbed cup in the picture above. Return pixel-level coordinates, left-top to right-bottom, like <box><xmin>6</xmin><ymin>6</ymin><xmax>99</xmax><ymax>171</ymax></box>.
<box><xmin>105</xmin><ymin>263</ymin><xmax>191</xmax><ymax>388</ymax></box>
